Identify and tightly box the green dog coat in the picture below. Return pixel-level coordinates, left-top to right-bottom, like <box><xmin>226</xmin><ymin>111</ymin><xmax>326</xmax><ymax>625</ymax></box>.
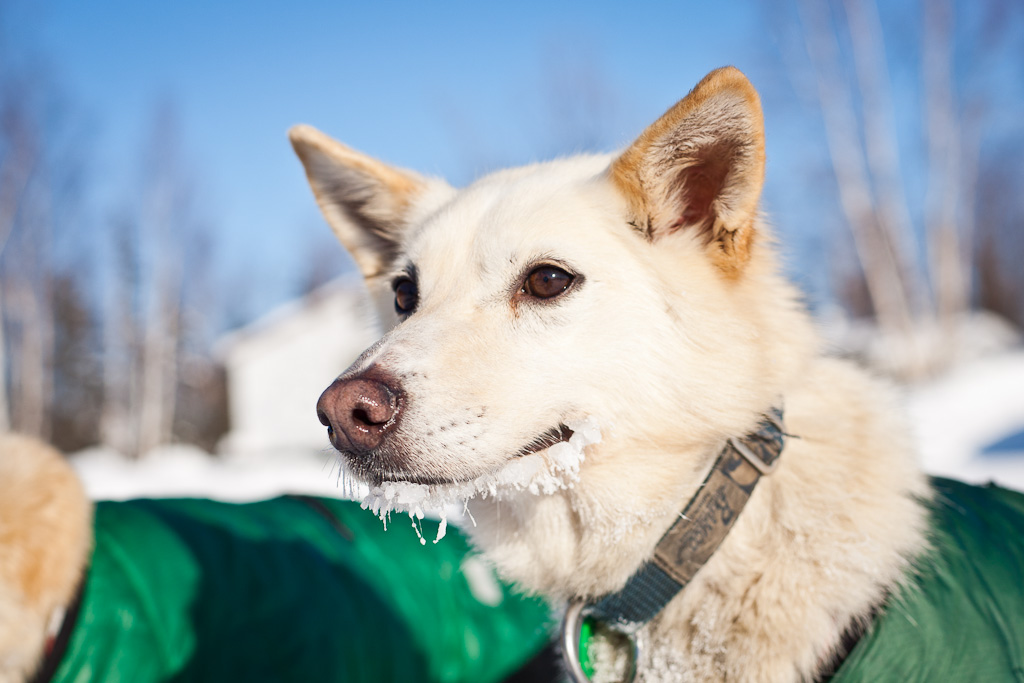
<box><xmin>43</xmin><ymin>496</ymin><xmax>552</xmax><ymax>683</ymax></box>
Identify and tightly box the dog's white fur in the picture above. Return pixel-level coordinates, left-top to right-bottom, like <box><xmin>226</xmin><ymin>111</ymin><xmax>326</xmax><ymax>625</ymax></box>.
<box><xmin>0</xmin><ymin>434</ymin><xmax>92</xmax><ymax>683</ymax></box>
<box><xmin>291</xmin><ymin>67</ymin><xmax>930</xmax><ymax>682</ymax></box>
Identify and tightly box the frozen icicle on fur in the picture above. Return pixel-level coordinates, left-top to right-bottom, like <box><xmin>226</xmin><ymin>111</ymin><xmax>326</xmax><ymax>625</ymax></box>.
<box><xmin>359</xmin><ymin>416</ymin><xmax>602</xmax><ymax>541</ymax></box>
<box><xmin>433</xmin><ymin>515</ymin><xmax>448</xmax><ymax>544</ymax></box>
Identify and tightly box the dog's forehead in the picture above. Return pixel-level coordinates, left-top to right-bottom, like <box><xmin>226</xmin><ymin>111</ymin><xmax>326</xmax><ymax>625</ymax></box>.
<box><xmin>405</xmin><ymin>155</ymin><xmax>619</xmax><ymax>272</ymax></box>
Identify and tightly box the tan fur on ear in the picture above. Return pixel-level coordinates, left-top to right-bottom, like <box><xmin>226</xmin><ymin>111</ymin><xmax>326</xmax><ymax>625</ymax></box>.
<box><xmin>611</xmin><ymin>67</ymin><xmax>765</xmax><ymax>276</ymax></box>
<box><xmin>289</xmin><ymin>124</ymin><xmax>431</xmax><ymax>279</ymax></box>
<box><xmin>0</xmin><ymin>434</ymin><xmax>92</xmax><ymax>682</ymax></box>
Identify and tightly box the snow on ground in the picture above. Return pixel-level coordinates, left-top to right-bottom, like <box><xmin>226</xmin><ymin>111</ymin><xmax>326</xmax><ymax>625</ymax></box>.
<box><xmin>908</xmin><ymin>350</ymin><xmax>1024</xmax><ymax>490</ymax></box>
<box><xmin>70</xmin><ymin>350</ymin><xmax>1024</xmax><ymax>502</ymax></box>
<box><xmin>71</xmin><ymin>444</ymin><xmax>356</xmax><ymax>502</ymax></box>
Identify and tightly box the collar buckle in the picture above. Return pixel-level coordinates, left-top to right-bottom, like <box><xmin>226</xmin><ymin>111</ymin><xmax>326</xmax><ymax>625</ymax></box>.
<box><xmin>729</xmin><ymin>435</ymin><xmax>779</xmax><ymax>475</ymax></box>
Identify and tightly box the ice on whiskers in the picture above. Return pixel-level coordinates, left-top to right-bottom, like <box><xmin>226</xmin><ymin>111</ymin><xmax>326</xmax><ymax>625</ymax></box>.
<box><xmin>362</xmin><ymin>416</ymin><xmax>602</xmax><ymax>543</ymax></box>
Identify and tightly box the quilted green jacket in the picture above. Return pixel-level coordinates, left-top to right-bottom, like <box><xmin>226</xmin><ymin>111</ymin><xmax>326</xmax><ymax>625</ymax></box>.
<box><xmin>831</xmin><ymin>478</ymin><xmax>1024</xmax><ymax>682</ymax></box>
<box><xmin>44</xmin><ymin>496</ymin><xmax>553</xmax><ymax>683</ymax></box>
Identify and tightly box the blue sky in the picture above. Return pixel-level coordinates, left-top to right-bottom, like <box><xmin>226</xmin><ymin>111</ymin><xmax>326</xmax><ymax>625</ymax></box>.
<box><xmin>24</xmin><ymin>1</ymin><xmax>786</xmax><ymax>320</ymax></box>
<box><xmin>18</xmin><ymin>0</ymin><xmax>1023</xmax><ymax>328</ymax></box>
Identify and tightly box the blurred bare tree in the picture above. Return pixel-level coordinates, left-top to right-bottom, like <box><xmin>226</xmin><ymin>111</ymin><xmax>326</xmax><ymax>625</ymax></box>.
<box><xmin>99</xmin><ymin>106</ymin><xmax>189</xmax><ymax>456</ymax></box>
<box><xmin>0</xmin><ymin>9</ymin><xmax>96</xmax><ymax>447</ymax></box>
<box><xmin>100</xmin><ymin>104</ymin><xmax>229</xmax><ymax>457</ymax></box>
<box><xmin>975</xmin><ymin>142</ymin><xmax>1024</xmax><ymax>326</ymax></box>
<box><xmin>0</xmin><ymin>3</ymin><xmax>228</xmax><ymax>455</ymax></box>
<box><xmin>777</xmin><ymin>0</ymin><xmax>1024</xmax><ymax>377</ymax></box>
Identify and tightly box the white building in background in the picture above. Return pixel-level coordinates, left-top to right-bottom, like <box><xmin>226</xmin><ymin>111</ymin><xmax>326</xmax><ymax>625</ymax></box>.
<box><xmin>217</xmin><ymin>277</ymin><xmax>381</xmax><ymax>456</ymax></box>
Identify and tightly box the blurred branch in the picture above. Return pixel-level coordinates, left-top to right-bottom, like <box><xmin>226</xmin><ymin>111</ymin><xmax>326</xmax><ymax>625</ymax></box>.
<box><xmin>843</xmin><ymin>0</ymin><xmax>925</xmax><ymax>311</ymax></box>
<box><xmin>923</xmin><ymin>0</ymin><xmax>970</xmax><ymax>331</ymax></box>
<box><xmin>100</xmin><ymin>104</ymin><xmax>224</xmax><ymax>456</ymax></box>
<box><xmin>797</xmin><ymin>0</ymin><xmax>918</xmax><ymax>343</ymax></box>
<box><xmin>0</xmin><ymin>79</ymin><xmax>38</xmax><ymax>431</ymax></box>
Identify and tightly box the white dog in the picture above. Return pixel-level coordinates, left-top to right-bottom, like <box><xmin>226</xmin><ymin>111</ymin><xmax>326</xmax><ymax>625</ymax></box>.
<box><xmin>290</xmin><ymin>68</ymin><xmax>1018</xmax><ymax>682</ymax></box>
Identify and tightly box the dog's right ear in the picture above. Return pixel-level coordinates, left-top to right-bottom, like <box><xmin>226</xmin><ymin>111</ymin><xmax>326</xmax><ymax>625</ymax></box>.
<box><xmin>289</xmin><ymin>125</ymin><xmax>446</xmax><ymax>278</ymax></box>
<box><xmin>610</xmin><ymin>67</ymin><xmax>765</xmax><ymax>277</ymax></box>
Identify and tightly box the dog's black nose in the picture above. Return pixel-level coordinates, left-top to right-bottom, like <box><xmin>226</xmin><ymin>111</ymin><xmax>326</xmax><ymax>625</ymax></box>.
<box><xmin>317</xmin><ymin>369</ymin><xmax>404</xmax><ymax>454</ymax></box>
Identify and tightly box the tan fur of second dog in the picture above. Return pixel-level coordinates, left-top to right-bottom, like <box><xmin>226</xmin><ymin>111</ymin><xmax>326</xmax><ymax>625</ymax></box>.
<box><xmin>0</xmin><ymin>435</ymin><xmax>91</xmax><ymax>683</ymax></box>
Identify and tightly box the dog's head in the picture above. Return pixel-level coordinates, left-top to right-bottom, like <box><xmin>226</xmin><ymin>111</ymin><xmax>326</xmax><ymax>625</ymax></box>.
<box><xmin>291</xmin><ymin>67</ymin><xmax>805</xmax><ymax>511</ymax></box>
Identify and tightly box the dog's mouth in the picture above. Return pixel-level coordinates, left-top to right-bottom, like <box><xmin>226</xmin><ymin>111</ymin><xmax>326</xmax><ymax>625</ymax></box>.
<box><xmin>384</xmin><ymin>423</ymin><xmax>576</xmax><ymax>487</ymax></box>
<box><xmin>360</xmin><ymin>415</ymin><xmax>602</xmax><ymax>536</ymax></box>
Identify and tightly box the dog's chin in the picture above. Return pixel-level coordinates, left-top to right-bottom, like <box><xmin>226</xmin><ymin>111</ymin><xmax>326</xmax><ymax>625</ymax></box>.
<box><xmin>357</xmin><ymin>422</ymin><xmax>576</xmax><ymax>488</ymax></box>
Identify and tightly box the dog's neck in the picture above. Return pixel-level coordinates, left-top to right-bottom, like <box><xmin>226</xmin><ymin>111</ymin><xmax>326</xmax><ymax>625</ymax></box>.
<box><xmin>467</xmin><ymin>360</ymin><xmax>931</xmax><ymax>682</ymax></box>
<box><xmin>582</xmin><ymin>408</ymin><xmax>785</xmax><ymax>636</ymax></box>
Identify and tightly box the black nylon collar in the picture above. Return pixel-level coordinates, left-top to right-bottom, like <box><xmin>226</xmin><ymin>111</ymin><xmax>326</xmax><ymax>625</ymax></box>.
<box><xmin>29</xmin><ymin>562</ymin><xmax>88</xmax><ymax>683</ymax></box>
<box><xmin>585</xmin><ymin>407</ymin><xmax>786</xmax><ymax>632</ymax></box>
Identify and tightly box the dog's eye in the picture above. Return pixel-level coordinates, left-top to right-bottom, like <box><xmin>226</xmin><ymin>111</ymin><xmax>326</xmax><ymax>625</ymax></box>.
<box><xmin>522</xmin><ymin>266</ymin><xmax>574</xmax><ymax>300</ymax></box>
<box><xmin>393</xmin><ymin>277</ymin><xmax>418</xmax><ymax>315</ymax></box>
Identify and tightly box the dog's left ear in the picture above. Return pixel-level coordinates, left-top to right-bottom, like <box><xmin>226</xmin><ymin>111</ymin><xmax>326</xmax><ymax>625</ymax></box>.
<box><xmin>610</xmin><ymin>67</ymin><xmax>765</xmax><ymax>275</ymax></box>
